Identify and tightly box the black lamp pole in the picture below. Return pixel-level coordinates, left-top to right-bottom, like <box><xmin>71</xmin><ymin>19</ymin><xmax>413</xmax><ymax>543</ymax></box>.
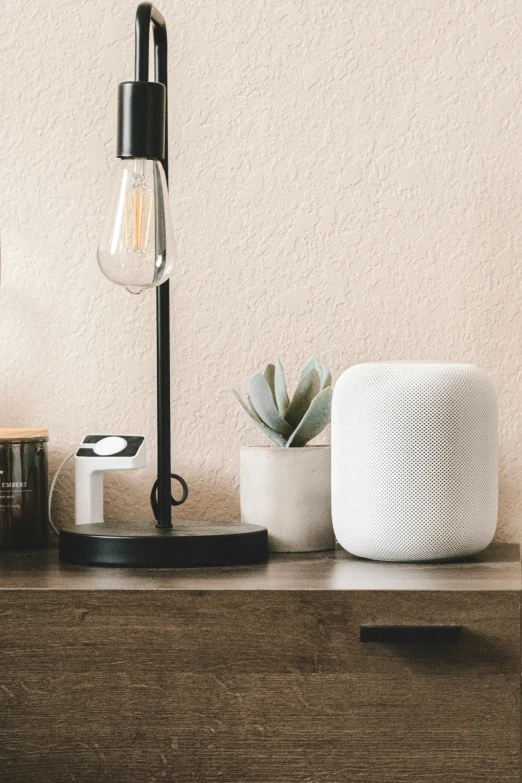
<box><xmin>118</xmin><ymin>3</ymin><xmax>189</xmax><ymax>526</ymax></box>
<box><xmin>116</xmin><ymin>2</ymin><xmax>189</xmax><ymax>527</ymax></box>
<box><xmin>134</xmin><ymin>3</ymin><xmax>172</xmax><ymax>529</ymax></box>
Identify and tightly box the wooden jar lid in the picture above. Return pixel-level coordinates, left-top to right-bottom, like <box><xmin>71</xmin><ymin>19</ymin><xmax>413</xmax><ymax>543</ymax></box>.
<box><xmin>0</xmin><ymin>428</ymin><xmax>48</xmax><ymax>442</ymax></box>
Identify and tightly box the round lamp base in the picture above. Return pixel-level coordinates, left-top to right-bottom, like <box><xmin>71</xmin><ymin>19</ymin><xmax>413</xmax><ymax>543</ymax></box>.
<box><xmin>59</xmin><ymin>522</ymin><xmax>268</xmax><ymax>568</ymax></box>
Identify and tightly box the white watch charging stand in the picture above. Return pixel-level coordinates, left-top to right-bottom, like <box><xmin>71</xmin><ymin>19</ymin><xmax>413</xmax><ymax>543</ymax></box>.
<box><xmin>74</xmin><ymin>435</ymin><xmax>146</xmax><ymax>526</ymax></box>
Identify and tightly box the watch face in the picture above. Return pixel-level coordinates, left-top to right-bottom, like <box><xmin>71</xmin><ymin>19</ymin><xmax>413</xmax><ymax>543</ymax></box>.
<box><xmin>76</xmin><ymin>435</ymin><xmax>145</xmax><ymax>458</ymax></box>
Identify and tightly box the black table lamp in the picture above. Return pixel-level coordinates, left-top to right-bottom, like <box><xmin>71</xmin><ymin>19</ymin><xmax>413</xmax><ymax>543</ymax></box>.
<box><xmin>59</xmin><ymin>2</ymin><xmax>267</xmax><ymax>567</ymax></box>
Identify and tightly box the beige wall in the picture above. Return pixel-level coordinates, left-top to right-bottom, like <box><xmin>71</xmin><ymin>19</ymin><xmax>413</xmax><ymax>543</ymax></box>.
<box><xmin>1</xmin><ymin>1</ymin><xmax>521</xmax><ymax>539</ymax></box>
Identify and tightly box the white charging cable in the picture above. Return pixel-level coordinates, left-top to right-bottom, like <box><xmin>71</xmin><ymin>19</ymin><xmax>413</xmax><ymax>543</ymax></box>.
<box><xmin>48</xmin><ymin>449</ymin><xmax>77</xmax><ymax>536</ymax></box>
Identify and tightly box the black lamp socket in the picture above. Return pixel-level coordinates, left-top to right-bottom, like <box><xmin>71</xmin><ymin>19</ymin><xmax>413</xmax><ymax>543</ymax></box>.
<box><xmin>117</xmin><ymin>81</ymin><xmax>165</xmax><ymax>160</ymax></box>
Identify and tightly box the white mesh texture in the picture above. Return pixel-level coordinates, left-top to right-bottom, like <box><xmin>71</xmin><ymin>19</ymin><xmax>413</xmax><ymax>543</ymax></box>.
<box><xmin>331</xmin><ymin>363</ymin><xmax>498</xmax><ymax>562</ymax></box>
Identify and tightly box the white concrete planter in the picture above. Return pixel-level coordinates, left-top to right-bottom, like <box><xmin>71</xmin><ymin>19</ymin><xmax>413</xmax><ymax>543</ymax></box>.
<box><xmin>240</xmin><ymin>445</ymin><xmax>334</xmax><ymax>553</ymax></box>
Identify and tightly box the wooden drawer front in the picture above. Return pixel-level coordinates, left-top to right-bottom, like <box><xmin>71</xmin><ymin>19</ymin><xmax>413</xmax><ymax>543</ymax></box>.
<box><xmin>0</xmin><ymin>590</ymin><xmax>519</xmax><ymax>783</ymax></box>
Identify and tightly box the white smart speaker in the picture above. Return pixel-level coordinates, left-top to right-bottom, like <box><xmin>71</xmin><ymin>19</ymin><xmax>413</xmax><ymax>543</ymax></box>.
<box><xmin>332</xmin><ymin>362</ymin><xmax>498</xmax><ymax>561</ymax></box>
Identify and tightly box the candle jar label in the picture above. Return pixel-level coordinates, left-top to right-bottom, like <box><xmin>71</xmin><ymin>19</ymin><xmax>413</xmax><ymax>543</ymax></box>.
<box><xmin>0</xmin><ymin>438</ymin><xmax>48</xmax><ymax>550</ymax></box>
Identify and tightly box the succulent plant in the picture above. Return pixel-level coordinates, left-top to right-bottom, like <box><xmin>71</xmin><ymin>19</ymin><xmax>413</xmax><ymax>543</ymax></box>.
<box><xmin>227</xmin><ymin>357</ymin><xmax>332</xmax><ymax>447</ymax></box>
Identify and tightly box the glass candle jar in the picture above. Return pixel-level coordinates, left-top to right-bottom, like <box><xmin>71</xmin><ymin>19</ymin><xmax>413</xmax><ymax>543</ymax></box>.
<box><xmin>0</xmin><ymin>428</ymin><xmax>48</xmax><ymax>550</ymax></box>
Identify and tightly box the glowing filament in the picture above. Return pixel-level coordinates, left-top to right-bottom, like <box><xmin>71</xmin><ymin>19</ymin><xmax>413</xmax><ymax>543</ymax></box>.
<box><xmin>124</xmin><ymin>189</ymin><xmax>153</xmax><ymax>251</ymax></box>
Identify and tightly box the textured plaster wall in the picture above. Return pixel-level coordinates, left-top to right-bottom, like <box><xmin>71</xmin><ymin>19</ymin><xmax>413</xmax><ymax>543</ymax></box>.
<box><xmin>0</xmin><ymin>1</ymin><xmax>521</xmax><ymax>539</ymax></box>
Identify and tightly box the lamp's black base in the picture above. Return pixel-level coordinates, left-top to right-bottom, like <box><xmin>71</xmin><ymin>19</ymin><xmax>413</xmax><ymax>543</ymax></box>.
<box><xmin>59</xmin><ymin>522</ymin><xmax>268</xmax><ymax>568</ymax></box>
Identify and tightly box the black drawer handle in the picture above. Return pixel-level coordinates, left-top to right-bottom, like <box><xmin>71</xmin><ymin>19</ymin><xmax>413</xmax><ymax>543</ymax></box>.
<box><xmin>360</xmin><ymin>625</ymin><xmax>462</xmax><ymax>644</ymax></box>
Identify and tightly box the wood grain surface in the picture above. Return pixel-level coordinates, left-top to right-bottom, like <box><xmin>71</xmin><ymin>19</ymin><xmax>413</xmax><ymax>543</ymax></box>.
<box><xmin>0</xmin><ymin>542</ymin><xmax>519</xmax><ymax>592</ymax></box>
<box><xmin>0</xmin><ymin>589</ymin><xmax>519</xmax><ymax>782</ymax></box>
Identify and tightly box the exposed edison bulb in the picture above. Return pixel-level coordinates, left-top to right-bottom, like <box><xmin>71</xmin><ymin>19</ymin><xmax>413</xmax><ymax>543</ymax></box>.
<box><xmin>97</xmin><ymin>158</ymin><xmax>176</xmax><ymax>294</ymax></box>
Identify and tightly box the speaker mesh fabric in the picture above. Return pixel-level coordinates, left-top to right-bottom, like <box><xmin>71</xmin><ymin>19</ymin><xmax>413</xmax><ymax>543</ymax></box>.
<box><xmin>332</xmin><ymin>363</ymin><xmax>498</xmax><ymax>562</ymax></box>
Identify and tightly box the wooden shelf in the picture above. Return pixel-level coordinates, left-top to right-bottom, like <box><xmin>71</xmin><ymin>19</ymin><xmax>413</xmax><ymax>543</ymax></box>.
<box><xmin>1</xmin><ymin>541</ymin><xmax>519</xmax><ymax>782</ymax></box>
<box><xmin>0</xmin><ymin>541</ymin><xmax>519</xmax><ymax>592</ymax></box>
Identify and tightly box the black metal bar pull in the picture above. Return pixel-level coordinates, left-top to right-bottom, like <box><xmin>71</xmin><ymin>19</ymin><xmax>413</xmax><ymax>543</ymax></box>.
<box><xmin>360</xmin><ymin>625</ymin><xmax>462</xmax><ymax>644</ymax></box>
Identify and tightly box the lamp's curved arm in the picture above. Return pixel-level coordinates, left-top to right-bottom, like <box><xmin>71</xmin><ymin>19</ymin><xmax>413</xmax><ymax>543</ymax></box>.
<box><xmin>135</xmin><ymin>3</ymin><xmax>168</xmax><ymax>181</ymax></box>
<box><xmin>135</xmin><ymin>3</ymin><xmax>166</xmax><ymax>82</ymax></box>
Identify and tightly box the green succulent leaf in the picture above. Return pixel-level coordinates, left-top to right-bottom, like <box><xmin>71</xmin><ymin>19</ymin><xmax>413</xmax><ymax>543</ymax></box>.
<box><xmin>263</xmin><ymin>363</ymin><xmax>276</xmax><ymax>400</ymax></box>
<box><xmin>297</xmin><ymin>357</ymin><xmax>321</xmax><ymax>380</ymax></box>
<box><xmin>284</xmin><ymin>363</ymin><xmax>322</xmax><ymax>429</ymax></box>
<box><xmin>226</xmin><ymin>388</ymin><xmax>288</xmax><ymax>447</ymax></box>
<box><xmin>274</xmin><ymin>357</ymin><xmax>290</xmax><ymax>416</ymax></box>
<box><xmin>320</xmin><ymin>363</ymin><xmax>332</xmax><ymax>389</ymax></box>
<box><xmin>286</xmin><ymin>386</ymin><xmax>332</xmax><ymax>447</ymax></box>
<box><xmin>249</xmin><ymin>373</ymin><xmax>294</xmax><ymax>438</ymax></box>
